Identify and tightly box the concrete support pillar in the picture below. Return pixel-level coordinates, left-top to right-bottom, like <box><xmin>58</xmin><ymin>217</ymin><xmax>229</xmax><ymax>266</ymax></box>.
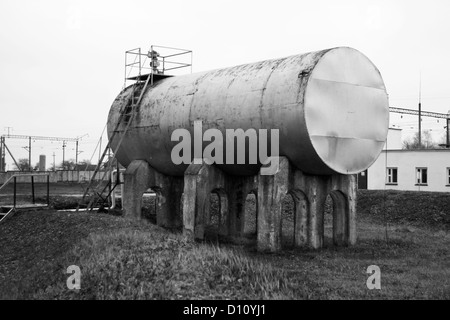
<box><xmin>215</xmin><ymin>189</ymin><xmax>229</xmax><ymax>236</ymax></box>
<box><xmin>175</xmin><ymin>156</ymin><xmax>357</xmax><ymax>252</ymax></box>
<box><xmin>291</xmin><ymin>191</ymin><xmax>308</xmax><ymax>247</ymax></box>
<box><xmin>305</xmin><ymin>176</ymin><xmax>327</xmax><ymax>249</ymax></box>
<box><xmin>182</xmin><ymin>160</ymin><xmax>227</xmax><ymax>241</ymax></box>
<box><xmin>347</xmin><ymin>175</ymin><xmax>357</xmax><ymax>246</ymax></box>
<box><xmin>257</xmin><ymin>157</ymin><xmax>289</xmax><ymax>252</ymax></box>
<box><xmin>123</xmin><ymin>160</ymin><xmax>151</xmax><ymax>220</ymax></box>
<box><xmin>123</xmin><ymin>160</ymin><xmax>184</xmax><ymax>228</ymax></box>
<box><xmin>155</xmin><ymin>175</ymin><xmax>184</xmax><ymax>229</ymax></box>
<box><xmin>329</xmin><ymin>174</ymin><xmax>357</xmax><ymax>246</ymax></box>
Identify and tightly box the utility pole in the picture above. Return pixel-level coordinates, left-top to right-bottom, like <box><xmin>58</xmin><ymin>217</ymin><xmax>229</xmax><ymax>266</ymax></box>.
<box><xmin>62</xmin><ymin>141</ymin><xmax>66</xmax><ymax>169</ymax></box>
<box><xmin>390</xmin><ymin>106</ymin><xmax>450</xmax><ymax>148</ymax></box>
<box><xmin>5</xmin><ymin>142</ymin><xmax>20</xmax><ymax>170</ymax></box>
<box><xmin>418</xmin><ymin>73</ymin><xmax>422</xmax><ymax>148</ymax></box>
<box><xmin>418</xmin><ymin>102</ymin><xmax>422</xmax><ymax>148</ymax></box>
<box><xmin>75</xmin><ymin>133</ymin><xmax>88</xmax><ymax>170</ymax></box>
<box><xmin>447</xmin><ymin>110</ymin><xmax>450</xmax><ymax>148</ymax></box>
<box><xmin>1</xmin><ymin>133</ymin><xmax>87</xmax><ymax>171</ymax></box>
<box><xmin>22</xmin><ymin>139</ymin><xmax>32</xmax><ymax>171</ymax></box>
<box><xmin>29</xmin><ymin>136</ymin><xmax>32</xmax><ymax>171</ymax></box>
<box><xmin>53</xmin><ymin>152</ymin><xmax>56</xmax><ymax>171</ymax></box>
<box><xmin>0</xmin><ymin>136</ymin><xmax>4</xmax><ymax>172</ymax></box>
<box><xmin>75</xmin><ymin>140</ymin><xmax>79</xmax><ymax>168</ymax></box>
<box><xmin>4</xmin><ymin>127</ymin><xmax>13</xmax><ymax>136</ymax></box>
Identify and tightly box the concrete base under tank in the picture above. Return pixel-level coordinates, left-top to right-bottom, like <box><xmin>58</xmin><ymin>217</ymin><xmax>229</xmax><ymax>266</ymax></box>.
<box><xmin>122</xmin><ymin>157</ymin><xmax>356</xmax><ymax>252</ymax></box>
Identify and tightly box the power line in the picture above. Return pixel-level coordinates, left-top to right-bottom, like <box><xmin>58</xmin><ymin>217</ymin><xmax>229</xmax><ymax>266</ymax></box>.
<box><xmin>0</xmin><ymin>133</ymin><xmax>88</xmax><ymax>171</ymax></box>
<box><xmin>1</xmin><ymin>134</ymin><xmax>79</xmax><ymax>142</ymax></box>
<box><xmin>389</xmin><ymin>106</ymin><xmax>450</xmax><ymax>147</ymax></box>
<box><xmin>389</xmin><ymin>106</ymin><xmax>450</xmax><ymax>119</ymax></box>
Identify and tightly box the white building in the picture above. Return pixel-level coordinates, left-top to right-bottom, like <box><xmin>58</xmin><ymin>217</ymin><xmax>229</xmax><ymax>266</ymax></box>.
<box><xmin>364</xmin><ymin>128</ymin><xmax>450</xmax><ymax>192</ymax></box>
<box><xmin>384</xmin><ymin>127</ymin><xmax>403</xmax><ymax>150</ymax></box>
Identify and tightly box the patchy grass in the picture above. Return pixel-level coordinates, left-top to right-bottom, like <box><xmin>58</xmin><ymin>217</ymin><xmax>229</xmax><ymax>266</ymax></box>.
<box><xmin>34</xmin><ymin>229</ymin><xmax>296</xmax><ymax>300</ymax></box>
<box><xmin>266</xmin><ymin>218</ymin><xmax>450</xmax><ymax>299</ymax></box>
<box><xmin>358</xmin><ymin>190</ymin><xmax>450</xmax><ymax>230</ymax></box>
<box><xmin>0</xmin><ymin>210</ymin><xmax>150</xmax><ymax>299</ymax></box>
<box><xmin>0</xmin><ymin>190</ymin><xmax>449</xmax><ymax>299</ymax></box>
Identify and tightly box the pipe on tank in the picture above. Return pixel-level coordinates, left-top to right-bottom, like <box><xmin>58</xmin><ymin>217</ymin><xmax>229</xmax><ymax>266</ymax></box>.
<box><xmin>108</xmin><ymin>47</ymin><xmax>389</xmax><ymax>177</ymax></box>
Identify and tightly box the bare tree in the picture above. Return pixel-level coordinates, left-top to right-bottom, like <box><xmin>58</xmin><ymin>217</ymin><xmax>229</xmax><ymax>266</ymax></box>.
<box><xmin>436</xmin><ymin>131</ymin><xmax>450</xmax><ymax>148</ymax></box>
<box><xmin>403</xmin><ymin>130</ymin><xmax>436</xmax><ymax>149</ymax></box>
<box><xmin>78</xmin><ymin>159</ymin><xmax>91</xmax><ymax>167</ymax></box>
<box><xmin>13</xmin><ymin>158</ymin><xmax>31</xmax><ymax>171</ymax></box>
<box><xmin>58</xmin><ymin>159</ymin><xmax>76</xmax><ymax>170</ymax></box>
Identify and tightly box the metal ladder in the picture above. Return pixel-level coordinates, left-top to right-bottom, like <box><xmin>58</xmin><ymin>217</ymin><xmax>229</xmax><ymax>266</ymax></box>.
<box><xmin>77</xmin><ymin>73</ymin><xmax>153</xmax><ymax>212</ymax></box>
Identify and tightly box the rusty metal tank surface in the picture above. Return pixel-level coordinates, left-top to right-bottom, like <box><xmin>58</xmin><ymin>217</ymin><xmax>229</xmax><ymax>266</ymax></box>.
<box><xmin>107</xmin><ymin>47</ymin><xmax>389</xmax><ymax>176</ymax></box>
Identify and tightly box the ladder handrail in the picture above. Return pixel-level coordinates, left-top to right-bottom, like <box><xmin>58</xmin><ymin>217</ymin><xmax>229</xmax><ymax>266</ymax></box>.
<box><xmin>78</xmin><ymin>70</ymin><xmax>153</xmax><ymax>211</ymax></box>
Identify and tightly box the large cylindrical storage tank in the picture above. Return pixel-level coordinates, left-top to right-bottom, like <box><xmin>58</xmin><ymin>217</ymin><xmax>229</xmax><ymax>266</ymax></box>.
<box><xmin>108</xmin><ymin>47</ymin><xmax>389</xmax><ymax>176</ymax></box>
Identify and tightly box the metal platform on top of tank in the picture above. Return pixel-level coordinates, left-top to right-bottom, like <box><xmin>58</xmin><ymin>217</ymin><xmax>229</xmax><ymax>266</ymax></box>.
<box><xmin>126</xmin><ymin>73</ymin><xmax>174</xmax><ymax>82</ymax></box>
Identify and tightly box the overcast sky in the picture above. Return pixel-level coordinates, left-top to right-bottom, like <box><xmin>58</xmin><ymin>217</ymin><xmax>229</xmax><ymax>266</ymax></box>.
<box><xmin>1</xmin><ymin>0</ymin><xmax>449</xmax><ymax>169</ymax></box>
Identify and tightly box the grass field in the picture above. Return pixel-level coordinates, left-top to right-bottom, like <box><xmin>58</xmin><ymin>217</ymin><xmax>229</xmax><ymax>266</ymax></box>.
<box><xmin>0</xmin><ymin>183</ymin><xmax>449</xmax><ymax>299</ymax></box>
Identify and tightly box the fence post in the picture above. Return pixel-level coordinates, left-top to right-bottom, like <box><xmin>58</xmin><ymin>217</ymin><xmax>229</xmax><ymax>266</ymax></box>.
<box><xmin>31</xmin><ymin>175</ymin><xmax>35</xmax><ymax>204</ymax></box>
<box><xmin>47</xmin><ymin>175</ymin><xmax>50</xmax><ymax>207</ymax></box>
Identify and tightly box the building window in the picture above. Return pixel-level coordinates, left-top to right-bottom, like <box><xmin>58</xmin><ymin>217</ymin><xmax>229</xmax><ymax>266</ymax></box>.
<box><xmin>386</xmin><ymin>167</ymin><xmax>398</xmax><ymax>185</ymax></box>
<box><xmin>447</xmin><ymin>168</ymin><xmax>450</xmax><ymax>186</ymax></box>
<box><xmin>416</xmin><ymin>167</ymin><xmax>428</xmax><ymax>185</ymax></box>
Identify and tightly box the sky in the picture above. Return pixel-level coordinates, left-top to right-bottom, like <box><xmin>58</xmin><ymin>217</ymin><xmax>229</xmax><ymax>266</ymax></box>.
<box><xmin>1</xmin><ymin>0</ymin><xmax>450</xmax><ymax>170</ymax></box>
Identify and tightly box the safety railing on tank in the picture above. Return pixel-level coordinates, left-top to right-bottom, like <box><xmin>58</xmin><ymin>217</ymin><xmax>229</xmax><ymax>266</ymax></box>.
<box><xmin>124</xmin><ymin>45</ymin><xmax>193</xmax><ymax>88</ymax></box>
